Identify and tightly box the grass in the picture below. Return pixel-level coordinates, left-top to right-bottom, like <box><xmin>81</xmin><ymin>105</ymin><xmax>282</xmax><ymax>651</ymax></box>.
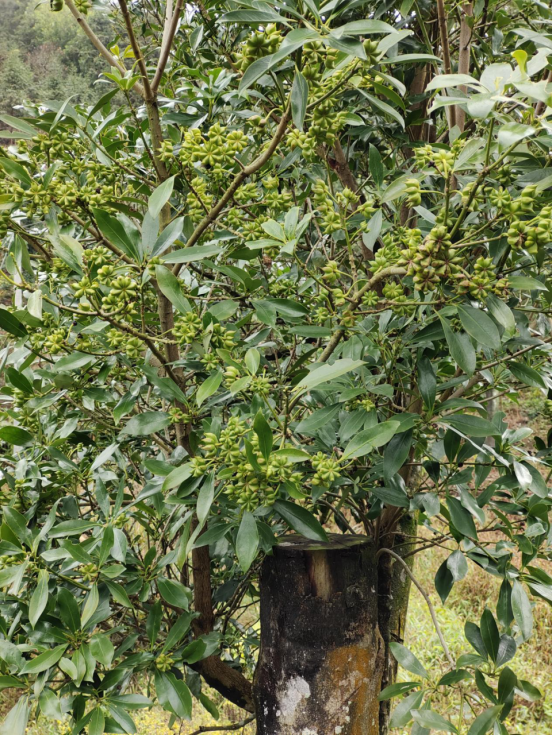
<box><xmin>399</xmin><ymin>543</ymin><xmax>552</xmax><ymax>735</ymax></box>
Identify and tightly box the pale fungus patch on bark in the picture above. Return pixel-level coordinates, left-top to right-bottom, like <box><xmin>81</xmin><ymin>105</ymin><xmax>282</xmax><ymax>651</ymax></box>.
<box><xmin>276</xmin><ymin>675</ymin><xmax>311</xmax><ymax>727</ymax></box>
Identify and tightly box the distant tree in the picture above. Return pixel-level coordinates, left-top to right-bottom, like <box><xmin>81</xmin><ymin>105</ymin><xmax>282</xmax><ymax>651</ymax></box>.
<box><xmin>0</xmin><ymin>0</ymin><xmax>111</xmax><ymax>115</ymax></box>
<box><xmin>0</xmin><ymin>1</ymin><xmax>552</xmax><ymax>735</ymax></box>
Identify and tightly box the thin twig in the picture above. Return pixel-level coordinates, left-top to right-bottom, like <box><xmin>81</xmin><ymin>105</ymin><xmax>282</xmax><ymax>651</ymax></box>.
<box><xmin>152</xmin><ymin>0</ymin><xmax>185</xmax><ymax>92</ymax></box>
<box><xmin>376</xmin><ymin>547</ymin><xmax>455</xmax><ymax>668</ymax></box>
<box><xmin>192</xmin><ymin>715</ymin><xmax>255</xmax><ymax>734</ymax></box>
<box><xmin>64</xmin><ymin>0</ymin><xmax>145</xmax><ymax>98</ymax></box>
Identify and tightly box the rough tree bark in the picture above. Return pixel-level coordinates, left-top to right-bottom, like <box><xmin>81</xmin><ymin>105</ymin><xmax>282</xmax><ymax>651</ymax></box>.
<box><xmin>377</xmin><ymin>513</ymin><xmax>417</xmax><ymax>734</ymax></box>
<box><xmin>255</xmin><ymin>534</ymin><xmax>387</xmax><ymax>735</ymax></box>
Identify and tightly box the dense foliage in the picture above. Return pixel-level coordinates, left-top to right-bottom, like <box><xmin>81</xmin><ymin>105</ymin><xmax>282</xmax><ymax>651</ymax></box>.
<box><xmin>0</xmin><ymin>0</ymin><xmax>110</xmax><ymax>117</ymax></box>
<box><xmin>1</xmin><ymin>0</ymin><xmax>552</xmax><ymax>733</ymax></box>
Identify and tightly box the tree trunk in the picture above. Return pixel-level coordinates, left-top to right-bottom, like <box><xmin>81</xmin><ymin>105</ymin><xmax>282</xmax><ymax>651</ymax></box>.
<box><xmin>254</xmin><ymin>534</ymin><xmax>385</xmax><ymax>735</ymax></box>
<box><xmin>377</xmin><ymin>513</ymin><xmax>417</xmax><ymax>734</ymax></box>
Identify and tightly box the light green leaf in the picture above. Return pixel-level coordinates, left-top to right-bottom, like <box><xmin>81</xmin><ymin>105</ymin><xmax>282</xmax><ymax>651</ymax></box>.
<box><xmin>122</xmin><ymin>412</ymin><xmax>171</xmax><ymax>436</ymax></box>
<box><xmin>425</xmin><ymin>73</ymin><xmax>482</xmax><ymax>91</ymax></box>
<box><xmin>360</xmin><ymin>91</ymin><xmax>405</xmax><ymax>128</ymax></box>
<box><xmin>296</xmin><ymin>359</ymin><xmax>365</xmax><ymax>392</ymax></box>
<box><xmin>29</xmin><ymin>570</ymin><xmax>49</xmax><ymax>628</ymax></box>
<box><xmin>197</xmin><ymin>474</ymin><xmax>215</xmax><ymax>525</ymax></box>
<box><xmin>486</xmin><ymin>294</ymin><xmax>516</xmax><ymax>338</ymax></box>
<box><xmin>219</xmin><ymin>9</ymin><xmax>292</xmax><ymax>25</ymax></box>
<box><xmin>149</xmin><ymin>176</ymin><xmax>175</xmax><ymax>219</ymax></box>
<box><xmin>333</xmin><ymin>19</ymin><xmax>394</xmax><ymax>35</ymax></box>
<box><xmin>509</xmin><ymin>275</ymin><xmax>547</xmax><ymax>291</ymax></box>
<box><xmin>81</xmin><ymin>584</ymin><xmax>99</xmax><ymax>627</ymax></box>
<box><xmin>0</xmin><ymin>696</ymin><xmax>29</xmax><ymax>735</ymax></box>
<box><xmin>90</xmin><ymin>634</ymin><xmax>114</xmax><ymax>667</ymax></box>
<box><xmin>342</xmin><ymin>420</ymin><xmax>400</xmax><ymax>459</ymax></box>
<box><xmin>239</xmin><ymin>30</ymin><xmax>319</xmax><ymax>92</ymax></box>
<box><xmin>196</xmin><ymin>371</ymin><xmax>223</xmax><ymax>407</ymax></box>
<box><xmin>497</xmin><ymin>122</ymin><xmax>536</xmax><ymax>148</ymax></box>
<box><xmin>291</xmin><ymin>70</ymin><xmax>308</xmax><ymax>131</ymax></box>
<box><xmin>161</xmin><ymin>244</ymin><xmax>222</xmax><ymax>264</ymax></box>
<box><xmin>162</xmin><ymin>464</ymin><xmax>192</xmax><ymax>492</ymax></box>
<box><xmin>412</xmin><ymin>709</ymin><xmax>458</xmax><ymax>734</ymax></box>
<box><xmin>20</xmin><ymin>644</ymin><xmax>67</xmax><ymax>675</ymax></box>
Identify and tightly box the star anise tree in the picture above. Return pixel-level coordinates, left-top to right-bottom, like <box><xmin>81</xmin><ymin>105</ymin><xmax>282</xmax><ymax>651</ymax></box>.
<box><xmin>1</xmin><ymin>0</ymin><xmax>552</xmax><ymax>733</ymax></box>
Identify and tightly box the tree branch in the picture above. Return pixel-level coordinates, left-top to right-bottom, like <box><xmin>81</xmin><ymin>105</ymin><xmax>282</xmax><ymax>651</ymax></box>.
<box><xmin>456</xmin><ymin>2</ymin><xmax>473</xmax><ymax>132</ymax></box>
<box><xmin>173</xmin><ymin>107</ymin><xmax>291</xmax><ymax>276</ymax></box>
<box><xmin>152</xmin><ymin>0</ymin><xmax>185</xmax><ymax>93</ymax></box>
<box><xmin>317</xmin><ymin>267</ymin><xmax>407</xmax><ymax>364</ymax></box>
<box><xmin>118</xmin><ymin>0</ymin><xmax>154</xmax><ymax>102</ymax></box>
<box><xmin>64</xmin><ymin>0</ymin><xmax>145</xmax><ymax>99</ymax></box>
<box><xmin>192</xmin><ymin>716</ymin><xmax>255</xmax><ymax>735</ymax></box>
<box><xmin>436</xmin><ymin>0</ymin><xmax>456</xmax><ymax>130</ymax></box>
<box><xmin>377</xmin><ymin>547</ymin><xmax>455</xmax><ymax>668</ymax></box>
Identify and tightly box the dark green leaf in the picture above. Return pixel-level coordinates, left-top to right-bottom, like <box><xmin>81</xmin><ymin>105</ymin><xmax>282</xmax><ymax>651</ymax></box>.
<box><xmin>389</xmin><ymin>642</ymin><xmax>428</xmax><ymax>678</ymax></box>
<box><xmin>92</xmin><ymin>208</ymin><xmax>141</xmax><ymax>261</ymax></box>
<box><xmin>418</xmin><ymin>355</ymin><xmax>436</xmax><ymax>412</ymax></box>
<box><xmin>480</xmin><ymin>609</ymin><xmax>500</xmax><ymax>663</ymax></box>
<box><xmin>20</xmin><ymin>644</ymin><xmax>67</xmax><ymax>675</ymax></box>
<box><xmin>155</xmin><ymin>265</ymin><xmax>192</xmax><ymax>314</ymax></box>
<box><xmin>383</xmin><ymin>430</ymin><xmax>413</xmax><ymax>481</ymax></box>
<box><xmin>0</xmin><ymin>426</ymin><xmax>33</xmax><ymax>446</ymax></box>
<box><xmin>458</xmin><ymin>305</ymin><xmax>501</xmax><ymax>349</ymax></box>
<box><xmin>442</xmin><ymin>414</ymin><xmax>498</xmax><ymax>438</ymax></box>
<box><xmin>441</xmin><ymin>317</ymin><xmax>476</xmax><ymax>376</ymax></box>
<box><xmin>274</xmin><ymin>500</ymin><xmax>328</xmax><ymax>541</ymax></box>
<box><xmin>512</xmin><ymin>580</ymin><xmax>533</xmax><ymax>640</ymax></box>
<box><xmin>291</xmin><ymin>71</ymin><xmax>308</xmax><ymax>131</ymax></box>
<box><xmin>508</xmin><ymin>361</ymin><xmax>546</xmax><ymax>389</ymax></box>
<box><xmin>467</xmin><ymin>705</ymin><xmax>502</xmax><ymax>735</ymax></box>
<box><xmin>447</xmin><ymin>496</ymin><xmax>477</xmax><ymax>539</ymax></box>
<box><xmin>465</xmin><ymin>621</ymin><xmax>488</xmax><ymax>659</ymax></box>
<box><xmin>57</xmin><ymin>589</ymin><xmax>81</xmax><ymax>632</ymax></box>
<box><xmin>254</xmin><ymin>411</ymin><xmax>273</xmax><ymax>461</ymax></box>
<box><xmin>236</xmin><ymin>512</ymin><xmax>259</xmax><ymax>572</ymax></box>
<box><xmin>29</xmin><ymin>570</ymin><xmax>49</xmax><ymax>628</ymax></box>
<box><xmin>158</xmin><ymin>577</ymin><xmax>190</xmax><ymax>610</ymax></box>
<box><xmin>389</xmin><ymin>690</ymin><xmax>424</xmax><ymax>729</ymax></box>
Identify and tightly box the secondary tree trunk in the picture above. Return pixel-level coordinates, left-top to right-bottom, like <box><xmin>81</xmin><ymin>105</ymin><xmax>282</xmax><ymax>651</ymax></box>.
<box><xmin>254</xmin><ymin>534</ymin><xmax>385</xmax><ymax>735</ymax></box>
<box><xmin>377</xmin><ymin>513</ymin><xmax>417</xmax><ymax>733</ymax></box>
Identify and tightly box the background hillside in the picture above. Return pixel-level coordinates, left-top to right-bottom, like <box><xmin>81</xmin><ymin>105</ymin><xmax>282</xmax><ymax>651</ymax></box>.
<box><xmin>0</xmin><ymin>0</ymin><xmax>110</xmax><ymax>115</ymax></box>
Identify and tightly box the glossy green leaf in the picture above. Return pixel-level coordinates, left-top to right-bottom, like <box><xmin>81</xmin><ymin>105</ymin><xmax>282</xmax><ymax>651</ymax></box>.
<box><xmin>389</xmin><ymin>642</ymin><xmax>428</xmax><ymax>678</ymax></box>
<box><xmin>236</xmin><ymin>512</ymin><xmax>259</xmax><ymax>572</ymax></box>
<box><xmin>274</xmin><ymin>500</ymin><xmax>328</xmax><ymax>541</ymax></box>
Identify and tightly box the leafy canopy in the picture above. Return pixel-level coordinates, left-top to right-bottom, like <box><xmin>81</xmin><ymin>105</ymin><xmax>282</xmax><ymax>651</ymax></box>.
<box><xmin>0</xmin><ymin>0</ymin><xmax>552</xmax><ymax>733</ymax></box>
